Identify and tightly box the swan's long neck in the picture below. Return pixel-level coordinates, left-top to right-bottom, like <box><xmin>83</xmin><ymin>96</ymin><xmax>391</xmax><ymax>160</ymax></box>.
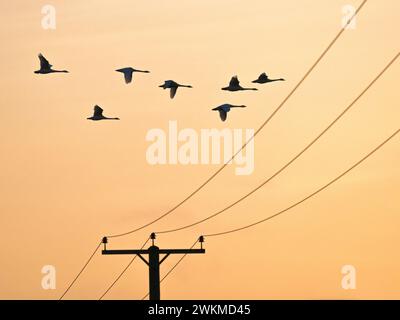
<box><xmin>179</xmin><ymin>85</ymin><xmax>192</xmax><ymax>88</ymax></box>
<box><xmin>243</xmin><ymin>88</ymin><xmax>257</xmax><ymax>91</ymax></box>
<box><xmin>53</xmin><ymin>69</ymin><xmax>69</xmax><ymax>73</ymax></box>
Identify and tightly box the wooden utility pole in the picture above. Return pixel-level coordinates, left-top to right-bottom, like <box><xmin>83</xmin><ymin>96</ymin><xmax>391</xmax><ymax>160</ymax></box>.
<box><xmin>101</xmin><ymin>233</ymin><xmax>205</xmax><ymax>300</ymax></box>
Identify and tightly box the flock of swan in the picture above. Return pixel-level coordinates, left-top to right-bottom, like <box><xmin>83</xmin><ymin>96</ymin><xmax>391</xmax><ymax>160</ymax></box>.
<box><xmin>35</xmin><ymin>53</ymin><xmax>285</xmax><ymax>122</ymax></box>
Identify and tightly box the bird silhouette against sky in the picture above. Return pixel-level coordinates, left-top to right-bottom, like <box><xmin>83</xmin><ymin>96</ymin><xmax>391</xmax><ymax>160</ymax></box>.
<box><xmin>212</xmin><ymin>104</ymin><xmax>247</xmax><ymax>121</ymax></box>
<box><xmin>115</xmin><ymin>67</ymin><xmax>150</xmax><ymax>84</ymax></box>
<box><xmin>87</xmin><ymin>105</ymin><xmax>120</xmax><ymax>121</ymax></box>
<box><xmin>221</xmin><ymin>76</ymin><xmax>257</xmax><ymax>92</ymax></box>
<box><xmin>159</xmin><ymin>80</ymin><xmax>193</xmax><ymax>99</ymax></box>
<box><xmin>34</xmin><ymin>54</ymin><xmax>69</xmax><ymax>74</ymax></box>
<box><xmin>252</xmin><ymin>72</ymin><xmax>285</xmax><ymax>84</ymax></box>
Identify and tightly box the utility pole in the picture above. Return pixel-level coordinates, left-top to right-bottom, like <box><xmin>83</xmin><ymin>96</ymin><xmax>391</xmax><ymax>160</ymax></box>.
<box><xmin>101</xmin><ymin>233</ymin><xmax>205</xmax><ymax>300</ymax></box>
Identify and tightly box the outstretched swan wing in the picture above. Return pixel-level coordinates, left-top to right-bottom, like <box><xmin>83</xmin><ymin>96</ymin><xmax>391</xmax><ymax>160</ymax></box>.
<box><xmin>38</xmin><ymin>54</ymin><xmax>52</xmax><ymax>70</ymax></box>
<box><xmin>93</xmin><ymin>105</ymin><xmax>103</xmax><ymax>117</ymax></box>
<box><xmin>170</xmin><ymin>86</ymin><xmax>178</xmax><ymax>99</ymax></box>
<box><xmin>219</xmin><ymin>109</ymin><xmax>227</xmax><ymax>121</ymax></box>
<box><xmin>229</xmin><ymin>76</ymin><xmax>240</xmax><ymax>87</ymax></box>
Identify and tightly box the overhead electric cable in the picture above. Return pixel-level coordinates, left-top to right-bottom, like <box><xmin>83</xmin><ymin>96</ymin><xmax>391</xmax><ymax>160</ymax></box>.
<box><xmin>155</xmin><ymin>52</ymin><xmax>399</xmax><ymax>235</ymax></box>
<box><xmin>106</xmin><ymin>0</ymin><xmax>368</xmax><ymax>239</ymax></box>
<box><xmin>59</xmin><ymin>240</ymin><xmax>102</xmax><ymax>300</ymax></box>
<box><xmin>99</xmin><ymin>237</ymin><xmax>150</xmax><ymax>300</ymax></box>
<box><xmin>204</xmin><ymin>128</ymin><xmax>400</xmax><ymax>237</ymax></box>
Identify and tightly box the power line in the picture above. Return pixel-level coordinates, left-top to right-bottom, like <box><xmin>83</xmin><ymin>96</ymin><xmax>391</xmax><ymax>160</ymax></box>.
<box><xmin>204</xmin><ymin>127</ymin><xmax>400</xmax><ymax>237</ymax></box>
<box><xmin>59</xmin><ymin>240</ymin><xmax>102</xmax><ymax>300</ymax></box>
<box><xmin>150</xmin><ymin>129</ymin><xmax>400</xmax><ymax>290</ymax></box>
<box><xmin>105</xmin><ymin>0</ymin><xmax>369</xmax><ymax>239</ymax></box>
<box><xmin>140</xmin><ymin>239</ymin><xmax>199</xmax><ymax>300</ymax></box>
<box><xmin>99</xmin><ymin>237</ymin><xmax>150</xmax><ymax>300</ymax></box>
<box><xmin>155</xmin><ymin>52</ymin><xmax>400</xmax><ymax>235</ymax></box>
<box><xmin>61</xmin><ymin>1</ymin><xmax>369</xmax><ymax>298</ymax></box>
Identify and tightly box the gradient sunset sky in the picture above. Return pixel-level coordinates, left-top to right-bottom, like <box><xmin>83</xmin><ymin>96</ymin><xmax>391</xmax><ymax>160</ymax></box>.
<box><xmin>0</xmin><ymin>0</ymin><xmax>399</xmax><ymax>299</ymax></box>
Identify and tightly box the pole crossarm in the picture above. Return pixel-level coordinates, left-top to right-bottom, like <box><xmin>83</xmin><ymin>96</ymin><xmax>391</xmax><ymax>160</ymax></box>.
<box><xmin>102</xmin><ymin>243</ymin><xmax>205</xmax><ymax>300</ymax></box>
<box><xmin>102</xmin><ymin>249</ymin><xmax>205</xmax><ymax>255</ymax></box>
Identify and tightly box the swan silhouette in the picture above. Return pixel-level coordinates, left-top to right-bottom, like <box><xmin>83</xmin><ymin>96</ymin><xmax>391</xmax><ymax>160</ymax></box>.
<box><xmin>116</xmin><ymin>67</ymin><xmax>150</xmax><ymax>84</ymax></box>
<box><xmin>87</xmin><ymin>105</ymin><xmax>120</xmax><ymax>121</ymax></box>
<box><xmin>212</xmin><ymin>104</ymin><xmax>247</xmax><ymax>121</ymax></box>
<box><xmin>252</xmin><ymin>72</ymin><xmax>285</xmax><ymax>84</ymax></box>
<box><xmin>222</xmin><ymin>76</ymin><xmax>257</xmax><ymax>92</ymax></box>
<box><xmin>159</xmin><ymin>80</ymin><xmax>192</xmax><ymax>99</ymax></box>
<box><xmin>34</xmin><ymin>54</ymin><xmax>69</xmax><ymax>74</ymax></box>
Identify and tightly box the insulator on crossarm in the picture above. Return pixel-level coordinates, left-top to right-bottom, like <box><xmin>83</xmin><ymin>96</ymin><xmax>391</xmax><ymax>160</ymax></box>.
<box><xmin>150</xmin><ymin>232</ymin><xmax>156</xmax><ymax>245</ymax></box>
<box><xmin>102</xmin><ymin>237</ymin><xmax>108</xmax><ymax>250</ymax></box>
<box><xmin>199</xmin><ymin>236</ymin><xmax>204</xmax><ymax>249</ymax></box>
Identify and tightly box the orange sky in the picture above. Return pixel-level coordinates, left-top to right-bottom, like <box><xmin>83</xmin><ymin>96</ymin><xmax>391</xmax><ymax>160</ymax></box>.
<box><xmin>0</xmin><ymin>0</ymin><xmax>399</xmax><ymax>299</ymax></box>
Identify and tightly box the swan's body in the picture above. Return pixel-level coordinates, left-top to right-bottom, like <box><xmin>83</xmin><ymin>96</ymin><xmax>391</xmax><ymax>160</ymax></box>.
<box><xmin>34</xmin><ymin>54</ymin><xmax>69</xmax><ymax>74</ymax></box>
<box><xmin>116</xmin><ymin>67</ymin><xmax>150</xmax><ymax>84</ymax></box>
<box><xmin>212</xmin><ymin>104</ymin><xmax>246</xmax><ymax>122</ymax></box>
<box><xmin>87</xmin><ymin>105</ymin><xmax>120</xmax><ymax>121</ymax></box>
<box><xmin>159</xmin><ymin>80</ymin><xmax>192</xmax><ymax>99</ymax></box>
<box><xmin>252</xmin><ymin>72</ymin><xmax>285</xmax><ymax>84</ymax></box>
<box><xmin>222</xmin><ymin>76</ymin><xmax>257</xmax><ymax>92</ymax></box>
